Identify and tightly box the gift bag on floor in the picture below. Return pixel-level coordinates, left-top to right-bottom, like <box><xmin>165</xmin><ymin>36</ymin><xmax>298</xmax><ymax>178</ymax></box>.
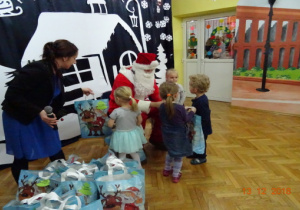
<box><xmin>58</xmin><ymin>181</ymin><xmax>99</xmax><ymax>207</ymax></box>
<box><xmin>188</xmin><ymin>114</ymin><xmax>205</xmax><ymax>155</ymax></box>
<box><xmin>17</xmin><ymin>170</ymin><xmax>60</xmax><ymax>202</ymax></box>
<box><xmin>74</xmin><ymin>97</ymin><xmax>112</xmax><ymax>138</ymax></box>
<box><xmin>94</xmin><ymin>155</ymin><xmax>145</xmax><ymax>210</ymax></box>
<box><xmin>3</xmin><ymin>200</ymin><xmax>40</xmax><ymax>210</ymax></box>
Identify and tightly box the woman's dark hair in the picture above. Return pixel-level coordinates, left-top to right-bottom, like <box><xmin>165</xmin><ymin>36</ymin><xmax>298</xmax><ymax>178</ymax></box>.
<box><xmin>42</xmin><ymin>39</ymin><xmax>78</xmax><ymax>77</ymax></box>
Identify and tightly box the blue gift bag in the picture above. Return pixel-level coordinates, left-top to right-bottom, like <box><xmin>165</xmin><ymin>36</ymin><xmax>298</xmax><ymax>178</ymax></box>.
<box><xmin>191</xmin><ymin>115</ymin><xmax>205</xmax><ymax>154</ymax></box>
<box><xmin>81</xmin><ymin>199</ymin><xmax>103</xmax><ymax>210</ymax></box>
<box><xmin>17</xmin><ymin>170</ymin><xmax>60</xmax><ymax>202</ymax></box>
<box><xmin>59</xmin><ymin>181</ymin><xmax>99</xmax><ymax>206</ymax></box>
<box><xmin>94</xmin><ymin>156</ymin><xmax>145</xmax><ymax>210</ymax></box>
<box><xmin>74</xmin><ymin>98</ymin><xmax>112</xmax><ymax>138</ymax></box>
<box><xmin>3</xmin><ymin>200</ymin><xmax>40</xmax><ymax>210</ymax></box>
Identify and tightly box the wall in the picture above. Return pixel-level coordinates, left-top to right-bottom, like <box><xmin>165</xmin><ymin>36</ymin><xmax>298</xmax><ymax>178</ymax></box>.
<box><xmin>172</xmin><ymin>0</ymin><xmax>239</xmax><ymax>85</ymax></box>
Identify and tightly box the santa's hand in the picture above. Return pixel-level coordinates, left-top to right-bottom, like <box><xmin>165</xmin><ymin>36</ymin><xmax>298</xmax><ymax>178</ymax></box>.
<box><xmin>150</xmin><ymin>101</ymin><xmax>163</xmax><ymax>108</ymax></box>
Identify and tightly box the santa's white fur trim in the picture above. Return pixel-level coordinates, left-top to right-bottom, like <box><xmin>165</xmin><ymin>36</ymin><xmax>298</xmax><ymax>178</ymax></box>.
<box><xmin>138</xmin><ymin>100</ymin><xmax>151</xmax><ymax>113</ymax></box>
<box><xmin>119</xmin><ymin>66</ymin><xmax>134</xmax><ymax>84</ymax></box>
<box><xmin>132</xmin><ymin>60</ymin><xmax>159</xmax><ymax>70</ymax></box>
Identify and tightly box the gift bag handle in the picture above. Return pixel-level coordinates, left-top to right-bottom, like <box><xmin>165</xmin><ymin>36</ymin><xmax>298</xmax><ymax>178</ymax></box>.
<box><xmin>38</xmin><ymin>171</ymin><xmax>54</xmax><ymax>180</ymax></box>
<box><xmin>38</xmin><ymin>192</ymin><xmax>82</xmax><ymax>210</ymax></box>
<box><xmin>44</xmin><ymin>159</ymin><xmax>68</xmax><ymax>172</ymax></box>
<box><xmin>21</xmin><ymin>192</ymin><xmax>48</xmax><ymax>205</ymax></box>
<box><xmin>85</xmin><ymin>94</ymin><xmax>97</xmax><ymax>101</ymax></box>
<box><xmin>61</xmin><ymin>168</ymin><xmax>87</xmax><ymax>181</ymax></box>
<box><xmin>107</xmin><ymin>156</ymin><xmax>128</xmax><ymax>178</ymax></box>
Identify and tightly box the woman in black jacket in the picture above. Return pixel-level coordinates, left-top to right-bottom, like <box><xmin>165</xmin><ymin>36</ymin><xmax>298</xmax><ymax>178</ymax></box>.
<box><xmin>2</xmin><ymin>39</ymin><xmax>94</xmax><ymax>183</ymax></box>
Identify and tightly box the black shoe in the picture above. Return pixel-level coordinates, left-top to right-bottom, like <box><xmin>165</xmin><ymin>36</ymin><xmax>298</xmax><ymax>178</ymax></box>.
<box><xmin>187</xmin><ymin>153</ymin><xmax>198</xmax><ymax>159</ymax></box>
<box><xmin>190</xmin><ymin>158</ymin><xmax>207</xmax><ymax>165</ymax></box>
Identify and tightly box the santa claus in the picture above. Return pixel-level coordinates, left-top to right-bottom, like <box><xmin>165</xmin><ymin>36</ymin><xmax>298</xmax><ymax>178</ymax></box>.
<box><xmin>108</xmin><ymin>53</ymin><xmax>164</xmax><ymax>149</ymax></box>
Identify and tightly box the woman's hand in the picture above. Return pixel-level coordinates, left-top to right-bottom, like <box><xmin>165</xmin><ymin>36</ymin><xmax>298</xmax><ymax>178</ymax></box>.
<box><xmin>82</xmin><ymin>87</ymin><xmax>94</xmax><ymax>96</ymax></box>
<box><xmin>39</xmin><ymin>110</ymin><xmax>57</xmax><ymax>128</ymax></box>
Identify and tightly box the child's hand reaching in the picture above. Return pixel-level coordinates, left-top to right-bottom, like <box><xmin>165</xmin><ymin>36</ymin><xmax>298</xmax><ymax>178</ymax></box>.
<box><xmin>186</xmin><ymin>106</ymin><xmax>196</xmax><ymax>113</ymax></box>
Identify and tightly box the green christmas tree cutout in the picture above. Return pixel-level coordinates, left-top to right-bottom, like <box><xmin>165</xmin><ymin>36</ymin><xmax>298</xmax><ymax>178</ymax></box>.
<box><xmin>96</xmin><ymin>101</ymin><xmax>108</xmax><ymax>110</ymax></box>
<box><xmin>79</xmin><ymin>182</ymin><xmax>92</xmax><ymax>196</ymax></box>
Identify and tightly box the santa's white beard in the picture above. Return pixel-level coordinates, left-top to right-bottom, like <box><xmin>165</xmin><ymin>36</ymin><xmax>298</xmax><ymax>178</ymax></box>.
<box><xmin>134</xmin><ymin>70</ymin><xmax>155</xmax><ymax>97</ymax></box>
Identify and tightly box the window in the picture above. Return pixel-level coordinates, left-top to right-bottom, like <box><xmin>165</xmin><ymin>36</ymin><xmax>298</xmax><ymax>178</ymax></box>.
<box><xmin>204</xmin><ymin>15</ymin><xmax>236</xmax><ymax>59</ymax></box>
<box><xmin>62</xmin><ymin>58</ymin><xmax>94</xmax><ymax>87</ymax></box>
<box><xmin>186</xmin><ymin>20</ymin><xmax>198</xmax><ymax>59</ymax></box>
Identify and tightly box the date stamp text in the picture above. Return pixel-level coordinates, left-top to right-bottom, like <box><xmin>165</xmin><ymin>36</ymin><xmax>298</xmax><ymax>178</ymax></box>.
<box><xmin>243</xmin><ymin>187</ymin><xmax>291</xmax><ymax>195</ymax></box>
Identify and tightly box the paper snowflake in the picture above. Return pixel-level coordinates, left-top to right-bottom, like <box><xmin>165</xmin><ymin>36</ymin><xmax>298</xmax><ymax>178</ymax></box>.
<box><xmin>141</xmin><ymin>0</ymin><xmax>148</xmax><ymax>9</ymax></box>
<box><xmin>145</xmin><ymin>21</ymin><xmax>153</xmax><ymax>28</ymax></box>
<box><xmin>164</xmin><ymin>16</ymin><xmax>170</xmax><ymax>23</ymax></box>
<box><xmin>145</xmin><ymin>34</ymin><xmax>151</xmax><ymax>41</ymax></box>
<box><xmin>163</xmin><ymin>3</ymin><xmax>171</xmax><ymax>10</ymax></box>
<box><xmin>155</xmin><ymin>21</ymin><xmax>161</xmax><ymax>28</ymax></box>
<box><xmin>160</xmin><ymin>33</ymin><xmax>166</xmax><ymax>40</ymax></box>
<box><xmin>166</xmin><ymin>35</ymin><xmax>173</xmax><ymax>41</ymax></box>
<box><xmin>160</xmin><ymin>20</ymin><xmax>166</xmax><ymax>27</ymax></box>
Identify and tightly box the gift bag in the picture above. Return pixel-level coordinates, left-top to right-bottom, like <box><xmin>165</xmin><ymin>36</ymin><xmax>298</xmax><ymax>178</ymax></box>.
<box><xmin>3</xmin><ymin>200</ymin><xmax>40</xmax><ymax>210</ymax></box>
<box><xmin>17</xmin><ymin>170</ymin><xmax>60</xmax><ymax>202</ymax></box>
<box><xmin>94</xmin><ymin>155</ymin><xmax>145</xmax><ymax>210</ymax></box>
<box><xmin>36</xmin><ymin>189</ymin><xmax>82</xmax><ymax>210</ymax></box>
<box><xmin>74</xmin><ymin>97</ymin><xmax>112</xmax><ymax>138</ymax></box>
<box><xmin>59</xmin><ymin>181</ymin><xmax>99</xmax><ymax>207</ymax></box>
<box><xmin>188</xmin><ymin>114</ymin><xmax>205</xmax><ymax>155</ymax></box>
<box><xmin>91</xmin><ymin>150</ymin><xmax>141</xmax><ymax>171</ymax></box>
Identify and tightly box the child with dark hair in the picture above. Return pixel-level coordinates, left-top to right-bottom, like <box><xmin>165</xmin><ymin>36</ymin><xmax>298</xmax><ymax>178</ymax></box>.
<box><xmin>2</xmin><ymin>39</ymin><xmax>94</xmax><ymax>183</ymax></box>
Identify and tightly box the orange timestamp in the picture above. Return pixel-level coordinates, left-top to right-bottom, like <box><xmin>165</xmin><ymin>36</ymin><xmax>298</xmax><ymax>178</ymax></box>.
<box><xmin>243</xmin><ymin>187</ymin><xmax>291</xmax><ymax>195</ymax></box>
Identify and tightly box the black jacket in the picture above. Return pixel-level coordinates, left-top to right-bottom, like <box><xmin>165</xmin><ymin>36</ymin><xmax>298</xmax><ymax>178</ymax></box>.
<box><xmin>2</xmin><ymin>60</ymin><xmax>83</xmax><ymax>125</ymax></box>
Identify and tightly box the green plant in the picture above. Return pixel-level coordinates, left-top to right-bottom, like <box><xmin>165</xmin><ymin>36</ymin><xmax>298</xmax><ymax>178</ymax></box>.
<box><xmin>245</xmin><ymin>72</ymin><xmax>256</xmax><ymax>77</ymax></box>
<box><xmin>289</xmin><ymin>67</ymin><xmax>297</xmax><ymax>70</ymax></box>
<box><xmin>266</xmin><ymin>73</ymin><xmax>273</xmax><ymax>78</ymax></box>
<box><xmin>233</xmin><ymin>70</ymin><xmax>241</xmax><ymax>76</ymax></box>
<box><xmin>237</xmin><ymin>67</ymin><xmax>247</xmax><ymax>72</ymax></box>
<box><xmin>277</xmin><ymin>67</ymin><xmax>285</xmax><ymax>71</ymax></box>
<box><xmin>251</xmin><ymin>66</ymin><xmax>262</xmax><ymax>71</ymax></box>
<box><xmin>267</xmin><ymin>67</ymin><xmax>275</xmax><ymax>71</ymax></box>
<box><xmin>276</xmin><ymin>75</ymin><xmax>291</xmax><ymax>79</ymax></box>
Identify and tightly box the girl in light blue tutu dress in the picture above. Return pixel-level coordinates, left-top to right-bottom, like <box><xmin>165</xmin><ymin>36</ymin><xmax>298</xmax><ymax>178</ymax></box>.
<box><xmin>108</xmin><ymin>86</ymin><xmax>147</xmax><ymax>168</ymax></box>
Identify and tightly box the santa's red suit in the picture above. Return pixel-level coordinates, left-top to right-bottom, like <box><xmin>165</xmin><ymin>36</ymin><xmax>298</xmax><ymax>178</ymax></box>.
<box><xmin>108</xmin><ymin>54</ymin><xmax>164</xmax><ymax>148</ymax></box>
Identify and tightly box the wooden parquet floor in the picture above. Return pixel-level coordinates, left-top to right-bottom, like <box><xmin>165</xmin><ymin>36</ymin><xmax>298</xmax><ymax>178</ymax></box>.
<box><xmin>1</xmin><ymin>99</ymin><xmax>300</xmax><ymax>209</ymax></box>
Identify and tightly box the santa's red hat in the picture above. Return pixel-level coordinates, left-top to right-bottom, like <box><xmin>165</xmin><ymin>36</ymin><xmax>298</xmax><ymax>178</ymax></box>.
<box><xmin>132</xmin><ymin>53</ymin><xmax>159</xmax><ymax>70</ymax></box>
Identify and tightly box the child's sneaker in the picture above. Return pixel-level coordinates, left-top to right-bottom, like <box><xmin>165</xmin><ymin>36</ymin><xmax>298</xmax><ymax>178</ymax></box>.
<box><xmin>172</xmin><ymin>172</ymin><xmax>182</xmax><ymax>183</ymax></box>
<box><xmin>163</xmin><ymin>169</ymin><xmax>173</xmax><ymax>176</ymax></box>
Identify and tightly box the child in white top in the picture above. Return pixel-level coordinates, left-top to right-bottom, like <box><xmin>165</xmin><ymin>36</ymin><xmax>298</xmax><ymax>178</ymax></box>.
<box><xmin>108</xmin><ymin>86</ymin><xmax>147</xmax><ymax>168</ymax></box>
<box><xmin>166</xmin><ymin>69</ymin><xmax>186</xmax><ymax>105</ymax></box>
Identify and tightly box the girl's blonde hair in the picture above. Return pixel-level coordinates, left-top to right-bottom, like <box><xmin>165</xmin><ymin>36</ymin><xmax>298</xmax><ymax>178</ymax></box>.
<box><xmin>189</xmin><ymin>74</ymin><xmax>210</xmax><ymax>93</ymax></box>
<box><xmin>114</xmin><ymin>86</ymin><xmax>138</xmax><ymax>111</ymax></box>
<box><xmin>159</xmin><ymin>82</ymin><xmax>179</xmax><ymax>118</ymax></box>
